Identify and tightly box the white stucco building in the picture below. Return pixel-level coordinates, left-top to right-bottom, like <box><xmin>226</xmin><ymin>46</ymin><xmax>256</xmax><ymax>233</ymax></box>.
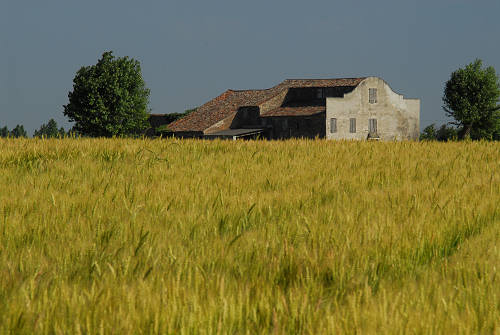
<box><xmin>326</xmin><ymin>77</ymin><xmax>420</xmax><ymax>141</ymax></box>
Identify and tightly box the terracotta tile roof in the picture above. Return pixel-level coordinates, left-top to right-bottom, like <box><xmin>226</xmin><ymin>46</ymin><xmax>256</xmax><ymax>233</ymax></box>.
<box><xmin>261</xmin><ymin>106</ymin><xmax>326</xmax><ymax>117</ymax></box>
<box><xmin>167</xmin><ymin>89</ymin><xmax>280</xmax><ymax>132</ymax></box>
<box><xmin>168</xmin><ymin>78</ymin><xmax>365</xmax><ymax>132</ymax></box>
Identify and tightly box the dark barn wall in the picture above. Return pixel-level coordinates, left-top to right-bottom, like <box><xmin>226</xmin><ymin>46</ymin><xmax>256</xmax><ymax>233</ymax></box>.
<box><xmin>283</xmin><ymin>87</ymin><xmax>357</xmax><ymax>107</ymax></box>
<box><xmin>262</xmin><ymin>113</ymin><xmax>326</xmax><ymax>139</ymax></box>
<box><xmin>231</xmin><ymin>107</ymin><xmax>261</xmax><ymax>128</ymax></box>
<box><xmin>172</xmin><ymin>131</ymin><xmax>204</xmax><ymax>138</ymax></box>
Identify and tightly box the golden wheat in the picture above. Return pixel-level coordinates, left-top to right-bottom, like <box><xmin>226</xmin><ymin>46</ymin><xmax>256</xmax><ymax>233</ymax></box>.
<box><xmin>0</xmin><ymin>138</ymin><xmax>498</xmax><ymax>334</ymax></box>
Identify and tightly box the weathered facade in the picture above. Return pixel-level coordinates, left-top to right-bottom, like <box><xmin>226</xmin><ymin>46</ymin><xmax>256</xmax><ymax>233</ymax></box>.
<box><xmin>326</xmin><ymin>77</ymin><xmax>420</xmax><ymax>141</ymax></box>
<box><xmin>161</xmin><ymin>77</ymin><xmax>420</xmax><ymax>140</ymax></box>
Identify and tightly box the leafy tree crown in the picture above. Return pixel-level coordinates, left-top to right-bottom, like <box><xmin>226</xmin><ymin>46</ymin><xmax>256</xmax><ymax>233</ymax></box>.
<box><xmin>443</xmin><ymin>59</ymin><xmax>500</xmax><ymax>139</ymax></box>
<box><xmin>64</xmin><ymin>51</ymin><xmax>150</xmax><ymax>137</ymax></box>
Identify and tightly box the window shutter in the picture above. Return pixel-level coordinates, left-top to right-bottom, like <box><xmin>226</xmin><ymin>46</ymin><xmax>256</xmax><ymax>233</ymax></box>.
<box><xmin>369</xmin><ymin>119</ymin><xmax>377</xmax><ymax>133</ymax></box>
<box><xmin>369</xmin><ymin>88</ymin><xmax>377</xmax><ymax>104</ymax></box>
<box><xmin>330</xmin><ymin>118</ymin><xmax>337</xmax><ymax>133</ymax></box>
<box><xmin>350</xmin><ymin>118</ymin><xmax>356</xmax><ymax>133</ymax></box>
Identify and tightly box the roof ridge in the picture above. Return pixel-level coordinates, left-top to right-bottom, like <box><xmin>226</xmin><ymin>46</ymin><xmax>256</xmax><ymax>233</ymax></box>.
<box><xmin>228</xmin><ymin>77</ymin><xmax>366</xmax><ymax>91</ymax></box>
<box><xmin>228</xmin><ymin>88</ymin><xmax>276</xmax><ymax>92</ymax></box>
<box><xmin>283</xmin><ymin>77</ymin><xmax>367</xmax><ymax>81</ymax></box>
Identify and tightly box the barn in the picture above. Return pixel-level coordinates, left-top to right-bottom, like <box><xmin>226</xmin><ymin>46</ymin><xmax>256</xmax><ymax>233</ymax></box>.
<box><xmin>161</xmin><ymin>77</ymin><xmax>420</xmax><ymax>141</ymax></box>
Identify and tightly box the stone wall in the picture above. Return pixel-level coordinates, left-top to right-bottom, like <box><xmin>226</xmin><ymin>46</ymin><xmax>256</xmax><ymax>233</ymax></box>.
<box><xmin>326</xmin><ymin>77</ymin><xmax>420</xmax><ymax>141</ymax></box>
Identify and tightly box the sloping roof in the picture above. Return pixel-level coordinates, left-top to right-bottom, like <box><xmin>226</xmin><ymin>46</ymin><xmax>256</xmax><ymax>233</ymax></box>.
<box><xmin>261</xmin><ymin>106</ymin><xmax>326</xmax><ymax>117</ymax></box>
<box><xmin>168</xmin><ymin>78</ymin><xmax>365</xmax><ymax>132</ymax></box>
<box><xmin>167</xmin><ymin>89</ymin><xmax>280</xmax><ymax>132</ymax></box>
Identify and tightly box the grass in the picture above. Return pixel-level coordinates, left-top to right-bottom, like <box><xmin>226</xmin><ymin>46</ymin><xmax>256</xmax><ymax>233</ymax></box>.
<box><xmin>0</xmin><ymin>138</ymin><xmax>498</xmax><ymax>334</ymax></box>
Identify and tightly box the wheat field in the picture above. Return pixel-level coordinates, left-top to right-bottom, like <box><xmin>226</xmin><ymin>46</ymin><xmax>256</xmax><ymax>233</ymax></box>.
<box><xmin>0</xmin><ymin>138</ymin><xmax>498</xmax><ymax>334</ymax></box>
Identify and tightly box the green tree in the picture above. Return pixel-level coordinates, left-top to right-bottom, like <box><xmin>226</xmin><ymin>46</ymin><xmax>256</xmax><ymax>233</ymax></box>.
<box><xmin>436</xmin><ymin>124</ymin><xmax>458</xmax><ymax>141</ymax></box>
<box><xmin>420</xmin><ymin>123</ymin><xmax>458</xmax><ymax>141</ymax></box>
<box><xmin>420</xmin><ymin>124</ymin><xmax>437</xmax><ymax>141</ymax></box>
<box><xmin>0</xmin><ymin>126</ymin><xmax>9</xmax><ymax>138</ymax></box>
<box><xmin>63</xmin><ymin>51</ymin><xmax>150</xmax><ymax>137</ymax></box>
<box><xmin>443</xmin><ymin>59</ymin><xmax>500</xmax><ymax>140</ymax></box>
<box><xmin>34</xmin><ymin>119</ymin><xmax>66</xmax><ymax>138</ymax></box>
<box><xmin>10</xmin><ymin>125</ymin><xmax>27</xmax><ymax>138</ymax></box>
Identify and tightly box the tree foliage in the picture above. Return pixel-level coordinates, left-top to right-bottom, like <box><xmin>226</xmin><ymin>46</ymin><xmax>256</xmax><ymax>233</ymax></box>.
<box><xmin>0</xmin><ymin>125</ymin><xmax>27</xmax><ymax>138</ymax></box>
<box><xmin>421</xmin><ymin>123</ymin><xmax>458</xmax><ymax>141</ymax></box>
<box><xmin>0</xmin><ymin>126</ymin><xmax>8</xmax><ymax>138</ymax></box>
<box><xmin>0</xmin><ymin>124</ymin><xmax>28</xmax><ymax>138</ymax></box>
<box><xmin>10</xmin><ymin>125</ymin><xmax>28</xmax><ymax>138</ymax></box>
<box><xmin>443</xmin><ymin>59</ymin><xmax>500</xmax><ymax>139</ymax></box>
<box><xmin>420</xmin><ymin>124</ymin><xmax>437</xmax><ymax>141</ymax></box>
<box><xmin>34</xmin><ymin>119</ymin><xmax>66</xmax><ymax>138</ymax></box>
<box><xmin>63</xmin><ymin>51</ymin><xmax>150</xmax><ymax>137</ymax></box>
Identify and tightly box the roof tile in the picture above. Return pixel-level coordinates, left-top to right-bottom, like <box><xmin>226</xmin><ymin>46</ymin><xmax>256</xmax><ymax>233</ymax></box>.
<box><xmin>168</xmin><ymin>78</ymin><xmax>365</xmax><ymax>132</ymax></box>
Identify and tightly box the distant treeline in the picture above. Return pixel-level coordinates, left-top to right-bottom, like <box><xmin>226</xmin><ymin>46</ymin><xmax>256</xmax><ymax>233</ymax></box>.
<box><xmin>0</xmin><ymin>119</ymin><xmax>70</xmax><ymax>138</ymax></box>
<box><xmin>0</xmin><ymin>124</ymin><xmax>28</xmax><ymax>138</ymax></box>
<box><xmin>0</xmin><ymin>111</ymin><xmax>198</xmax><ymax>139</ymax></box>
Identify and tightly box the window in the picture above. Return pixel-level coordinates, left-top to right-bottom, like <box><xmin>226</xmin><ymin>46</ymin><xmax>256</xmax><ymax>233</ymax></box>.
<box><xmin>330</xmin><ymin>118</ymin><xmax>337</xmax><ymax>133</ymax></box>
<box><xmin>369</xmin><ymin>88</ymin><xmax>377</xmax><ymax>104</ymax></box>
<box><xmin>349</xmin><ymin>118</ymin><xmax>356</xmax><ymax>133</ymax></box>
<box><xmin>369</xmin><ymin>119</ymin><xmax>377</xmax><ymax>133</ymax></box>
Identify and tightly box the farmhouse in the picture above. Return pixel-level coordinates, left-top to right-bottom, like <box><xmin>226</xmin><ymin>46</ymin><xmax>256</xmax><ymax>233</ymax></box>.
<box><xmin>164</xmin><ymin>77</ymin><xmax>420</xmax><ymax>140</ymax></box>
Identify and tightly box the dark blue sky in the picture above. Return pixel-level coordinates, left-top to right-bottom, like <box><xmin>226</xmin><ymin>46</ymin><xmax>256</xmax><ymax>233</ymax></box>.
<box><xmin>1</xmin><ymin>0</ymin><xmax>499</xmax><ymax>134</ymax></box>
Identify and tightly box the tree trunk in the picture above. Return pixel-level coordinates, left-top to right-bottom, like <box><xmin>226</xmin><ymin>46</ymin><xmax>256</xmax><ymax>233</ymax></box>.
<box><xmin>462</xmin><ymin>123</ymin><xmax>472</xmax><ymax>140</ymax></box>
